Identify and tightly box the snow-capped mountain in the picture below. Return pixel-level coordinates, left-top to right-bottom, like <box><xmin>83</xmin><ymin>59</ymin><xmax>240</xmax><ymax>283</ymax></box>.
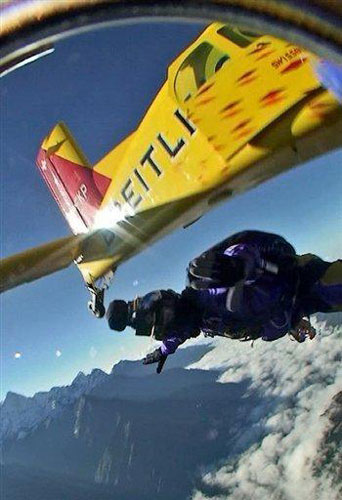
<box><xmin>1</xmin><ymin>344</ymin><xmax>211</xmax><ymax>443</ymax></box>
<box><xmin>1</xmin><ymin>368</ymin><xmax>108</xmax><ymax>441</ymax></box>
<box><xmin>2</xmin><ymin>318</ymin><xmax>341</xmax><ymax>500</ymax></box>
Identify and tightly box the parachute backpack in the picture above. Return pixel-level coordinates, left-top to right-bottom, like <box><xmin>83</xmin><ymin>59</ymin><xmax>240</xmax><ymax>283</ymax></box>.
<box><xmin>187</xmin><ymin>230</ymin><xmax>296</xmax><ymax>290</ymax></box>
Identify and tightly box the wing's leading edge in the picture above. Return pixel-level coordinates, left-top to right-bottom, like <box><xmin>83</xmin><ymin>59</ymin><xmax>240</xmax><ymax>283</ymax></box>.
<box><xmin>0</xmin><ymin>229</ymin><xmax>125</xmax><ymax>293</ymax></box>
<box><xmin>0</xmin><ymin>235</ymin><xmax>82</xmax><ymax>293</ymax></box>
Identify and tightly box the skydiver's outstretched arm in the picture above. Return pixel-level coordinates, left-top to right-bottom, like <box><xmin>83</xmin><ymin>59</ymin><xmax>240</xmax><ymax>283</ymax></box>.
<box><xmin>143</xmin><ymin>349</ymin><xmax>168</xmax><ymax>374</ymax></box>
<box><xmin>142</xmin><ymin>330</ymin><xmax>192</xmax><ymax>373</ymax></box>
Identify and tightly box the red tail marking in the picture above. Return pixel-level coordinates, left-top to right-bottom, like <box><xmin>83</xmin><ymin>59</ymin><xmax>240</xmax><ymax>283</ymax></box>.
<box><xmin>255</xmin><ymin>50</ymin><xmax>276</xmax><ymax>61</ymax></box>
<box><xmin>260</xmin><ymin>88</ymin><xmax>285</xmax><ymax>107</ymax></box>
<box><xmin>260</xmin><ymin>89</ymin><xmax>285</xmax><ymax>103</ymax></box>
<box><xmin>51</xmin><ymin>153</ymin><xmax>111</xmax><ymax>204</ymax></box>
<box><xmin>238</xmin><ymin>76</ymin><xmax>258</xmax><ymax>86</ymax></box>
<box><xmin>196</xmin><ymin>96</ymin><xmax>215</xmax><ymax>106</ymax></box>
<box><xmin>196</xmin><ymin>82</ymin><xmax>215</xmax><ymax>97</ymax></box>
<box><xmin>261</xmin><ymin>97</ymin><xmax>285</xmax><ymax>107</ymax></box>
<box><xmin>93</xmin><ymin>170</ymin><xmax>112</xmax><ymax>197</ymax></box>
<box><xmin>247</xmin><ymin>42</ymin><xmax>271</xmax><ymax>55</ymax></box>
<box><xmin>281</xmin><ymin>58</ymin><xmax>307</xmax><ymax>74</ymax></box>
<box><xmin>207</xmin><ymin>135</ymin><xmax>217</xmax><ymax>142</ymax></box>
<box><xmin>37</xmin><ymin>148</ymin><xmax>111</xmax><ymax>232</ymax></box>
<box><xmin>221</xmin><ymin>109</ymin><xmax>243</xmax><ymax>119</ymax></box>
<box><xmin>232</xmin><ymin>119</ymin><xmax>251</xmax><ymax>133</ymax></box>
<box><xmin>236</xmin><ymin>127</ymin><xmax>254</xmax><ymax>139</ymax></box>
<box><xmin>220</xmin><ymin>100</ymin><xmax>241</xmax><ymax>113</ymax></box>
<box><xmin>237</xmin><ymin>69</ymin><xmax>256</xmax><ymax>82</ymax></box>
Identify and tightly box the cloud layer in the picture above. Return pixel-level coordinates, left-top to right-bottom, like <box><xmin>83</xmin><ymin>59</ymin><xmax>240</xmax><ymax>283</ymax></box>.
<box><xmin>190</xmin><ymin>319</ymin><xmax>342</xmax><ymax>500</ymax></box>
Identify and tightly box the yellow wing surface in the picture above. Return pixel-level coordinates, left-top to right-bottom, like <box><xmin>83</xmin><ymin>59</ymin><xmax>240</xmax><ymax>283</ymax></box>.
<box><xmin>0</xmin><ymin>236</ymin><xmax>82</xmax><ymax>293</ymax></box>
<box><xmin>1</xmin><ymin>22</ymin><xmax>341</xmax><ymax>294</ymax></box>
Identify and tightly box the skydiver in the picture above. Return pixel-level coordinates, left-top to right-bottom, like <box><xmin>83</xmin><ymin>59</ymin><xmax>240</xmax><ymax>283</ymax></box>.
<box><xmin>106</xmin><ymin>230</ymin><xmax>342</xmax><ymax>373</ymax></box>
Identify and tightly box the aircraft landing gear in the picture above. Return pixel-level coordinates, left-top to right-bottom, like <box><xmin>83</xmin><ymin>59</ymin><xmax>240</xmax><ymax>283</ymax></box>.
<box><xmin>87</xmin><ymin>284</ymin><xmax>105</xmax><ymax>318</ymax></box>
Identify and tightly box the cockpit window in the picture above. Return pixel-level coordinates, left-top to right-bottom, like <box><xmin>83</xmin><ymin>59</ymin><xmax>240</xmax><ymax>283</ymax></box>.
<box><xmin>174</xmin><ymin>42</ymin><xmax>229</xmax><ymax>103</ymax></box>
<box><xmin>217</xmin><ymin>25</ymin><xmax>261</xmax><ymax>47</ymax></box>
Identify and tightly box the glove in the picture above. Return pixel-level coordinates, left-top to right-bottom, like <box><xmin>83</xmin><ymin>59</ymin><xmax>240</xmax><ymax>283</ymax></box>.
<box><xmin>290</xmin><ymin>318</ymin><xmax>316</xmax><ymax>343</ymax></box>
<box><xmin>142</xmin><ymin>348</ymin><xmax>168</xmax><ymax>374</ymax></box>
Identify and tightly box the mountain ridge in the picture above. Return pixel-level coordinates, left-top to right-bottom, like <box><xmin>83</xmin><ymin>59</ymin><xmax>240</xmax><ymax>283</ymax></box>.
<box><xmin>1</xmin><ymin>344</ymin><xmax>214</xmax><ymax>442</ymax></box>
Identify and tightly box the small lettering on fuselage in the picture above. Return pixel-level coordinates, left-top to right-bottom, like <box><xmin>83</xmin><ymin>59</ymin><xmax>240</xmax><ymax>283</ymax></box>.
<box><xmin>271</xmin><ymin>47</ymin><xmax>302</xmax><ymax>69</ymax></box>
<box><xmin>118</xmin><ymin>109</ymin><xmax>196</xmax><ymax>209</ymax></box>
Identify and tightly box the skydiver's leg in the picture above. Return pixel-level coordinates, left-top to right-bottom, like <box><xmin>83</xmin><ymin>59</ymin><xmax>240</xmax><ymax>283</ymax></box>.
<box><xmin>297</xmin><ymin>255</ymin><xmax>342</xmax><ymax>313</ymax></box>
<box><xmin>311</xmin><ymin>260</ymin><xmax>342</xmax><ymax>312</ymax></box>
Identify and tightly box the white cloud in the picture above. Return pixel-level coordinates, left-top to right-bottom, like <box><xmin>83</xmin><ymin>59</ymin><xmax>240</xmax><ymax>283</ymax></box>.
<box><xmin>14</xmin><ymin>352</ymin><xmax>22</xmax><ymax>359</ymax></box>
<box><xmin>55</xmin><ymin>349</ymin><xmax>62</xmax><ymax>358</ymax></box>
<box><xmin>89</xmin><ymin>346</ymin><xmax>98</xmax><ymax>359</ymax></box>
<box><xmin>191</xmin><ymin>319</ymin><xmax>342</xmax><ymax>500</ymax></box>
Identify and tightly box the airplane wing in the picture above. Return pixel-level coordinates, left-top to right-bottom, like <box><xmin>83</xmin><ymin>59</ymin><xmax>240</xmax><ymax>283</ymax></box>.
<box><xmin>0</xmin><ymin>235</ymin><xmax>82</xmax><ymax>293</ymax></box>
<box><xmin>0</xmin><ymin>229</ymin><xmax>123</xmax><ymax>293</ymax></box>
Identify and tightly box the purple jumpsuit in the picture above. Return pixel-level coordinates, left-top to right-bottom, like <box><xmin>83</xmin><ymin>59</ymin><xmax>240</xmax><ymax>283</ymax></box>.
<box><xmin>160</xmin><ymin>244</ymin><xmax>342</xmax><ymax>356</ymax></box>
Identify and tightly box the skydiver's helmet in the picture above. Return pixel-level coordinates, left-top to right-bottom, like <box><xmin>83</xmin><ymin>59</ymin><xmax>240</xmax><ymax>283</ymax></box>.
<box><xmin>106</xmin><ymin>290</ymin><xmax>181</xmax><ymax>340</ymax></box>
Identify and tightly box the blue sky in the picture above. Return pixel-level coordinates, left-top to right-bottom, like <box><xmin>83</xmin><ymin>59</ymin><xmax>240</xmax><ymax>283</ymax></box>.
<box><xmin>1</xmin><ymin>22</ymin><xmax>341</xmax><ymax>399</ymax></box>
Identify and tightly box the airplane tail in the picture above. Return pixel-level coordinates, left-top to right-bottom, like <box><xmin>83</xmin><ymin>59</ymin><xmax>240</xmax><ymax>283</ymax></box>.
<box><xmin>36</xmin><ymin>122</ymin><xmax>112</xmax><ymax>234</ymax></box>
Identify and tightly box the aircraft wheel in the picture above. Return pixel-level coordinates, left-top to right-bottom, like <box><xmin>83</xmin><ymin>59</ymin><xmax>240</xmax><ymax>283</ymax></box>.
<box><xmin>94</xmin><ymin>304</ymin><xmax>106</xmax><ymax>318</ymax></box>
<box><xmin>88</xmin><ymin>301</ymin><xmax>105</xmax><ymax>319</ymax></box>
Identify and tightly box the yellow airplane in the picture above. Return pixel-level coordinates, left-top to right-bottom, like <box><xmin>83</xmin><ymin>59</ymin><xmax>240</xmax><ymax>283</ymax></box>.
<box><xmin>1</xmin><ymin>22</ymin><xmax>342</xmax><ymax>317</ymax></box>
